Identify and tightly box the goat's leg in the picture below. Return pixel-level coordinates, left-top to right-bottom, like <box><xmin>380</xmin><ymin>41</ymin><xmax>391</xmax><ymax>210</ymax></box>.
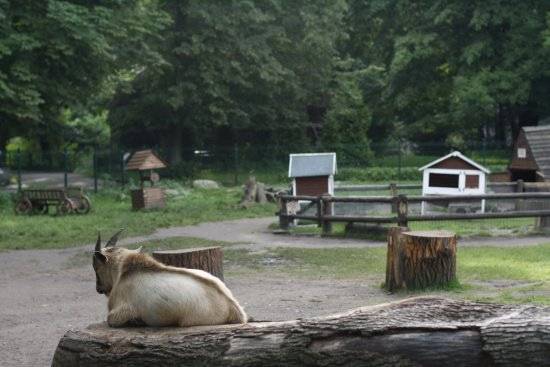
<box><xmin>107</xmin><ymin>303</ymin><xmax>137</xmax><ymax>327</ymax></box>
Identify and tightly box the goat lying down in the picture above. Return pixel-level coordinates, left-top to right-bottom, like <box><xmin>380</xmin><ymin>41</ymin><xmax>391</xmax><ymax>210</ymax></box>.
<box><xmin>93</xmin><ymin>230</ymin><xmax>247</xmax><ymax>327</ymax></box>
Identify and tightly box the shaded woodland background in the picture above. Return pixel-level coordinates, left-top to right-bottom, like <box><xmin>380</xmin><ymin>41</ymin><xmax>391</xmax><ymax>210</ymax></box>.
<box><xmin>1</xmin><ymin>0</ymin><xmax>550</xmax><ymax>174</ymax></box>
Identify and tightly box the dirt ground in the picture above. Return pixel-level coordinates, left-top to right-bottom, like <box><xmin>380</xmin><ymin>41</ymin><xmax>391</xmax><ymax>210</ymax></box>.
<box><xmin>1</xmin><ymin>217</ymin><xmax>549</xmax><ymax>366</ymax></box>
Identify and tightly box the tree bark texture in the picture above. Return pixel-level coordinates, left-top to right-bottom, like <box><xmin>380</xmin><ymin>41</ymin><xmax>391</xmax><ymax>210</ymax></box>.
<box><xmin>240</xmin><ymin>176</ymin><xmax>268</xmax><ymax>207</ymax></box>
<box><xmin>386</xmin><ymin>230</ymin><xmax>457</xmax><ymax>290</ymax></box>
<box><xmin>385</xmin><ymin>226</ymin><xmax>409</xmax><ymax>292</ymax></box>
<box><xmin>51</xmin><ymin>297</ymin><xmax>550</xmax><ymax>367</ymax></box>
<box><xmin>152</xmin><ymin>247</ymin><xmax>223</xmax><ymax>280</ymax></box>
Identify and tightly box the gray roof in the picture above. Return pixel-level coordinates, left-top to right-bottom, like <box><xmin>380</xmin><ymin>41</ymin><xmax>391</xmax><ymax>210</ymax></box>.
<box><xmin>289</xmin><ymin>153</ymin><xmax>336</xmax><ymax>178</ymax></box>
<box><xmin>524</xmin><ymin>125</ymin><xmax>550</xmax><ymax>179</ymax></box>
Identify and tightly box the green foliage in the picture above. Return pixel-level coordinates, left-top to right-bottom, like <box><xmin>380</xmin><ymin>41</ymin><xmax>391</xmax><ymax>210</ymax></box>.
<box><xmin>347</xmin><ymin>0</ymin><xmax>550</xmax><ymax>146</ymax></box>
<box><xmin>0</xmin><ymin>0</ymin><xmax>169</xmax><ymax>149</ymax></box>
<box><xmin>109</xmin><ymin>0</ymin><xmax>352</xmax><ymax>158</ymax></box>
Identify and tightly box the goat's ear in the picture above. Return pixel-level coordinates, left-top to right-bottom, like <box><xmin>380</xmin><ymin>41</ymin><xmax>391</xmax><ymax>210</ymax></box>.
<box><xmin>94</xmin><ymin>251</ymin><xmax>107</xmax><ymax>263</ymax></box>
<box><xmin>106</xmin><ymin>228</ymin><xmax>125</xmax><ymax>248</ymax></box>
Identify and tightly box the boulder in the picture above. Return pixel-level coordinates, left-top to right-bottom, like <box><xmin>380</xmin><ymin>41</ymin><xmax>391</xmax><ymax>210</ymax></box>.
<box><xmin>192</xmin><ymin>179</ymin><xmax>220</xmax><ymax>189</ymax></box>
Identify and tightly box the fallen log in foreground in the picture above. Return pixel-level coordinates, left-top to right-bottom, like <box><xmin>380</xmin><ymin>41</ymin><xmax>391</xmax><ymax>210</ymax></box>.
<box><xmin>52</xmin><ymin>297</ymin><xmax>550</xmax><ymax>367</ymax></box>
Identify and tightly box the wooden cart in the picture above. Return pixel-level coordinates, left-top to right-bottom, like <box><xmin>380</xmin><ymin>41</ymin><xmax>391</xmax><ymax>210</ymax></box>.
<box><xmin>14</xmin><ymin>187</ymin><xmax>91</xmax><ymax>215</ymax></box>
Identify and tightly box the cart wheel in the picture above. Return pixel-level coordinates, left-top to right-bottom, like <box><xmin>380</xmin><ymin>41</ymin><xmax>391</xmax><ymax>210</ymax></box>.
<box><xmin>15</xmin><ymin>198</ymin><xmax>33</xmax><ymax>215</ymax></box>
<box><xmin>75</xmin><ymin>196</ymin><xmax>91</xmax><ymax>214</ymax></box>
<box><xmin>57</xmin><ymin>199</ymin><xmax>75</xmax><ymax>215</ymax></box>
<box><xmin>33</xmin><ymin>203</ymin><xmax>48</xmax><ymax>215</ymax></box>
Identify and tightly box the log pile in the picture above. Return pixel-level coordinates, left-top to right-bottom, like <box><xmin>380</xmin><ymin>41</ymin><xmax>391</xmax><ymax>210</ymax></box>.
<box><xmin>52</xmin><ymin>297</ymin><xmax>550</xmax><ymax>366</ymax></box>
<box><xmin>240</xmin><ymin>176</ymin><xmax>286</xmax><ymax>207</ymax></box>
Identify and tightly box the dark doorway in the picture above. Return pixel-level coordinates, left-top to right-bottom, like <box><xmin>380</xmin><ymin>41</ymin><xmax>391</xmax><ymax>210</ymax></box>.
<box><xmin>510</xmin><ymin>169</ymin><xmax>537</xmax><ymax>182</ymax></box>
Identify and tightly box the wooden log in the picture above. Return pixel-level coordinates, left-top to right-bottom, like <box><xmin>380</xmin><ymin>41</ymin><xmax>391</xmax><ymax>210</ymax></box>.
<box><xmin>385</xmin><ymin>226</ymin><xmax>409</xmax><ymax>292</ymax></box>
<box><xmin>240</xmin><ymin>176</ymin><xmax>257</xmax><ymax>207</ymax></box>
<box><xmin>52</xmin><ymin>297</ymin><xmax>550</xmax><ymax>367</ymax></box>
<box><xmin>152</xmin><ymin>247</ymin><xmax>223</xmax><ymax>280</ymax></box>
<box><xmin>255</xmin><ymin>182</ymin><xmax>267</xmax><ymax>203</ymax></box>
<box><xmin>398</xmin><ymin>230</ymin><xmax>457</xmax><ymax>289</ymax></box>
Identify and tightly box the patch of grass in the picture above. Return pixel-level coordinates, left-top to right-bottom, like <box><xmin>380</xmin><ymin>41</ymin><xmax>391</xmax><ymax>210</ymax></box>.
<box><xmin>0</xmin><ymin>187</ymin><xmax>276</xmax><ymax>250</ymax></box>
<box><xmin>227</xmin><ymin>244</ymin><xmax>550</xmax><ymax>304</ymax></box>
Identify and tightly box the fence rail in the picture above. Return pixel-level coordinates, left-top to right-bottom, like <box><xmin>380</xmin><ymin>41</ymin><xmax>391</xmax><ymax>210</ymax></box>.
<box><xmin>277</xmin><ymin>192</ymin><xmax>550</xmax><ymax>234</ymax></box>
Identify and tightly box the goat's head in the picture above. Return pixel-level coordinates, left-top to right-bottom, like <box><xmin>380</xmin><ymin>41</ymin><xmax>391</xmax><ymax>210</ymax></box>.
<box><xmin>93</xmin><ymin>229</ymin><xmax>139</xmax><ymax>296</ymax></box>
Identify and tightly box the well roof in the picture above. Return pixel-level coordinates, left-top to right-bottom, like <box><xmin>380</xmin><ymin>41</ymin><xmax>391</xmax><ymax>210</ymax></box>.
<box><xmin>126</xmin><ymin>149</ymin><xmax>167</xmax><ymax>171</ymax></box>
<box><xmin>523</xmin><ymin>125</ymin><xmax>550</xmax><ymax>179</ymax></box>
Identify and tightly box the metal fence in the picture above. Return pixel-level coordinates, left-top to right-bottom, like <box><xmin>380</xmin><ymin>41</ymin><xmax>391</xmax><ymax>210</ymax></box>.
<box><xmin>0</xmin><ymin>140</ymin><xmax>512</xmax><ymax>190</ymax></box>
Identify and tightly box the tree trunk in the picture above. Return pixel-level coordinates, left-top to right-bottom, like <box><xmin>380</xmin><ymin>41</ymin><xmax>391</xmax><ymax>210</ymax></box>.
<box><xmin>152</xmin><ymin>247</ymin><xmax>223</xmax><ymax>280</ymax></box>
<box><xmin>255</xmin><ymin>182</ymin><xmax>267</xmax><ymax>203</ymax></box>
<box><xmin>385</xmin><ymin>226</ymin><xmax>409</xmax><ymax>292</ymax></box>
<box><xmin>51</xmin><ymin>297</ymin><xmax>550</xmax><ymax>367</ymax></box>
<box><xmin>387</xmin><ymin>230</ymin><xmax>457</xmax><ymax>290</ymax></box>
<box><xmin>170</xmin><ymin>124</ymin><xmax>183</xmax><ymax>164</ymax></box>
<box><xmin>240</xmin><ymin>176</ymin><xmax>257</xmax><ymax>207</ymax></box>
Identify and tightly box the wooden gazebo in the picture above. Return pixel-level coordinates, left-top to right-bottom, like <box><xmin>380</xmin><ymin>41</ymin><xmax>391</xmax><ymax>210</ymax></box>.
<box><xmin>126</xmin><ymin>149</ymin><xmax>167</xmax><ymax>210</ymax></box>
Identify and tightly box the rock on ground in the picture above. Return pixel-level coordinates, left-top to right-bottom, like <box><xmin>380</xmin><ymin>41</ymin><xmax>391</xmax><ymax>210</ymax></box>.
<box><xmin>192</xmin><ymin>179</ymin><xmax>220</xmax><ymax>189</ymax></box>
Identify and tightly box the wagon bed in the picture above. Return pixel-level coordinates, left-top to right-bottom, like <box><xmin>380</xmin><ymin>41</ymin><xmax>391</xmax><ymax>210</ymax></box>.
<box><xmin>15</xmin><ymin>187</ymin><xmax>91</xmax><ymax>215</ymax></box>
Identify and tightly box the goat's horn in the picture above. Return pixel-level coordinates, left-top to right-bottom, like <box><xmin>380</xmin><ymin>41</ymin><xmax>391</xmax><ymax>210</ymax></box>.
<box><xmin>106</xmin><ymin>228</ymin><xmax>125</xmax><ymax>248</ymax></box>
<box><xmin>95</xmin><ymin>231</ymin><xmax>101</xmax><ymax>252</ymax></box>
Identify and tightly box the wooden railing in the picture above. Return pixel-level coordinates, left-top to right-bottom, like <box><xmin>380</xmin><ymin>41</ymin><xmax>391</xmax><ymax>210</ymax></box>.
<box><xmin>277</xmin><ymin>192</ymin><xmax>550</xmax><ymax>234</ymax></box>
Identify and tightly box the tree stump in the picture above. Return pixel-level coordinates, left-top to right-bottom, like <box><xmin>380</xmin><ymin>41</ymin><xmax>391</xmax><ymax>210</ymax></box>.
<box><xmin>52</xmin><ymin>297</ymin><xmax>550</xmax><ymax>367</ymax></box>
<box><xmin>152</xmin><ymin>247</ymin><xmax>223</xmax><ymax>280</ymax></box>
<box><xmin>386</xmin><ymin>229</ymin><xmax>457</xmax><ymax>290</ymax></box>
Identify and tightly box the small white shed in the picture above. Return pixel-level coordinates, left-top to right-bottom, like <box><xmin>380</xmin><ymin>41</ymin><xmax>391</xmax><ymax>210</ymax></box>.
<box><xmin>419</xmin><ymin>151</ymin><xmax>490</xmax><ymax>213</ymax></box>
<box><xmin>289</xmin><ymin>153</ymin><xmax>337</xmax><ymax>196</ymax></box>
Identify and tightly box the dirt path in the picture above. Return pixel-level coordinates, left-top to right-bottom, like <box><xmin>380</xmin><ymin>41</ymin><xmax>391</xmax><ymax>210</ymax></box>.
<box><xmin>121</xmin><ymin>216</ymin><xmax>550</xmax><ymax>249</ymax></box>
<box><xmin>1</xmin><ymin>217</ymin><xmax>549</xmax><ymax>366</ymax></box>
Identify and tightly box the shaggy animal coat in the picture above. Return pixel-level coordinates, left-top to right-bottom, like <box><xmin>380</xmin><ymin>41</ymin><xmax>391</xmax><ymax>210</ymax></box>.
<box><xmin>94</xmin><ymin>246</ymin><xmax>247</xmax><ymax>328</ymax></box>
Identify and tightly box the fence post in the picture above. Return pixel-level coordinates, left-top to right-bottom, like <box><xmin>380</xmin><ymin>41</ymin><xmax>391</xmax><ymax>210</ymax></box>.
<box><xmin>63</xmin><ymin>148</ymin><xmax>68</xmax><ymax>189</ymax></box>
<box><xmin>93</xmin><ymin>147</ymin><xmax>98</xmax><ymax>193</ymax></box>
<box><xmin>321</xmin><ymin>194</ymin><xmax>333</xmax><ymax>235</ymax></box>
<box><xmin>120</xmin><ymin>152</ymin><xmax>125</xmax><ymax>187</ymax></box>
<box><xmin>16</xmin><ymin>148</ymin><xmax>21</xmax><ymax>192</ymax></box>
<box><xmin>515</xmin><ymin>180</ymin><xmax>525</xmax><ymax>211</ymax></box>
<box><xmin>233</xmin><ymin>144</ymin><xmax>239</xmax><ymax>186</ymax></box>
<box><xmin>390</xmin><ymin>183</ymin><xmax>397</xmax><ymax>213</ymax></box>
<box><xmin>316</xmin><ymin>197</ymin><xmax>323</xmax><ymax>228</ymax></box>
<box><xmin>397</xmin><ymin>140</ymin><xmax>402</xmax><ymax>182</ymax></box>
<box><xmin>397</xmin><ymin>194</ymin><xmax>408</xmax><ymax>227</ymax></box>
<box><xmin>278</xmin><ymin>196</ymin><xmax>290</xmax><ymax>230</ymax></box>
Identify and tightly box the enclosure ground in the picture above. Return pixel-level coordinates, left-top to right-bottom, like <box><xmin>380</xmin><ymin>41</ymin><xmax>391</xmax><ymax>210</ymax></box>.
<box><xmin>1</xmin><ymin>217</ymin><xmax>549</xmax><ymax>366</ymax></box>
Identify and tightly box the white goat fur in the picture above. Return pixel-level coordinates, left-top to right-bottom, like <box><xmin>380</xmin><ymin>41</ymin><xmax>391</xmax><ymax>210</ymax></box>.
<box><xmin>93</xmin><ymin>245</ymin><xmax>247</xmax><ymax>328</ymax></box>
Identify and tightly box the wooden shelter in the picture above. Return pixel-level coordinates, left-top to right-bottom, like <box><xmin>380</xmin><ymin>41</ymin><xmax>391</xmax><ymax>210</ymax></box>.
<box><xmin>419</xmin><ymin>151</ymin><xmax>490</xmax><ymax>213</ymax></box>
<box><xmin>509</xmin><ymin>125</ymin><xmax>550</xmax><ymax>182</ymax></box>
<box><xmin>126</xmin><ymin>149</ymin><xmax>167</xmax><ymax>210</ymax></box>
<box><xmin>288</xmin><ymin>153</ymin><xmax>336</xmax><ymax>196</ymax></box>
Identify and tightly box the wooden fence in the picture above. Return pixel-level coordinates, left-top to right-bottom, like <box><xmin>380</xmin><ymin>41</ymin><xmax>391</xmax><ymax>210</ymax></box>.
<box><xmin>334</xmin><ymin>180</ymin><xmax>550</xmax><ymax>195</ymax></box>
<box><xmin>277</xmin><ymin>192</ymin><xmax>550</xmax><ymax>234</ymax></box>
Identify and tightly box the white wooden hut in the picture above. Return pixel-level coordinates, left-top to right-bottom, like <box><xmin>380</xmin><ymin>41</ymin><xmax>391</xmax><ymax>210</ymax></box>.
<box><xmin>418</xmin><ymin>151</ymin><xmax>490</xmax><ymax>214</ymax></box>
<box><xmin>289</xmin><ymin>153</ymin><xmax>336</xmax><ymax>196</ymax></box>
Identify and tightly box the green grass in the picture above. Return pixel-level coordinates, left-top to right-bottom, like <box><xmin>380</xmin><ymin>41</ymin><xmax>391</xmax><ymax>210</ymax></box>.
<box><xmin>0</xmin><ymin>186</ymin><xmax>276</xmax><ymax>250</ymax></box>
<box><xmin>228</xmin><ymin>244</ymin><xmax>550</xmax><ymax>304</ymax></box>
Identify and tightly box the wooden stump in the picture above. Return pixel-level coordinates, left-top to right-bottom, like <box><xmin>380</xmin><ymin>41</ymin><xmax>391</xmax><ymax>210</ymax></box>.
<box><xmin>152</xmin><ymin>247</ymin><xmax>223</xmax><ymax>280</ymax></box>
<box><xmin>52</xmin><ymin>297</ymin><xmax>550</xmax><ymax>367</ymax></box>
<box><xmin>386</xmin><ymin>229</ymin><xmax>457</xmax><ymax>291</ymax></box>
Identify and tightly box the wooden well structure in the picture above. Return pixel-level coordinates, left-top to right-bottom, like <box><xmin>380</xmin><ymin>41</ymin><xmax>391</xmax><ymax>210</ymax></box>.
<box><xmin>126</xmin><ymin>149</ymin><xmax>167</xmax><ymax>210</ymax></box>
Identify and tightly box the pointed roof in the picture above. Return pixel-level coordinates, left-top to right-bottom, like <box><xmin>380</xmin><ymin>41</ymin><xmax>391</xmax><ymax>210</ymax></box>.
<box><xmin>419</xmin><ymin>151</ymin><xmax>490</xmax><ymax>173</ymax></box>
<box><xmin>125</xmin><ymin>149</ymin><xmax>167</xmax><ymax>171</ymax></box>
<box><xmin>523</xmin><ymin>125</ymin><xmax>550</xmax><ymax>179</ymax></box>
<box><xmin>289</xmin><ymin>153</ymin><xmax>337</xmax><ymax>178</ymax></box>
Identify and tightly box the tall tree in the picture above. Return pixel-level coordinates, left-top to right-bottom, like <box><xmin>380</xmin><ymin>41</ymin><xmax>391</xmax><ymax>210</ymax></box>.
<box><xmin>347</xmin><ymin>0</ymin><xmax>550</xmax><ymax>149</ymax></box>
<box><xmin>109</xmin><ymin>0</ymin><xmax>356</xmax><ymax>163</ymax></box>
<box><xmin>0</xmin><ymin>0</ymin><xmax>168</xmax><ymax>152</ymax></box>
